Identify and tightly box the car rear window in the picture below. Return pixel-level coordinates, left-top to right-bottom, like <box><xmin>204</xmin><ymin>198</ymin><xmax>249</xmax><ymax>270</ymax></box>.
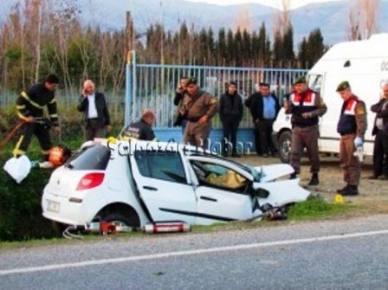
<box><xmin>66</xmin><ymin>145</ymin><xmax>111</xmax><ymax>170</ymax></box>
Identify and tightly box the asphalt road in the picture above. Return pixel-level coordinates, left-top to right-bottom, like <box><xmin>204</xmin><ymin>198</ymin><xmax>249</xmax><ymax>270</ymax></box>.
<box><xmin>1</xmin><ymin>215</ymin><xmax>388</xmax><ymax>290</ymax></box>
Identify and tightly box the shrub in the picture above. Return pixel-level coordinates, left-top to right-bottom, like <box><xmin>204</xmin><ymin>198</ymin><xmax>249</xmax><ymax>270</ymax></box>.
<box><xmin>0</xmin><ymin>167</ymin><xmax>58</xmax><ymax>241</ymax></box>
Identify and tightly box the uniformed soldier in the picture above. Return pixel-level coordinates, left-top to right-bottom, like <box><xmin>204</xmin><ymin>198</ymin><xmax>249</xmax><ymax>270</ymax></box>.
<box><xmin>13</xmin><ymin>74</ymin><xmax>61</xmax><ymax>161</ymax></box>
<box><xmin>284</xmin><ymin>76</ymin><xmax>327</xmax><ymax>186</ymax></box>
<box><xmin>122</xmin><ymin>109</ymin><xmax>156</xmax><ymax>141</ymax></box>
<box><xmin>336</xmin><ymin>81</ymin><xmax>367</xmax><ymax>196</ymax></box>
<box><xmin>182</xmin><ymin>78</ymin><xmax>218</xmax><ymax>148</ymax></box>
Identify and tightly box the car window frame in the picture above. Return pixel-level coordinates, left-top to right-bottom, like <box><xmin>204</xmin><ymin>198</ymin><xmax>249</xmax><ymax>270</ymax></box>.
<box><xmin>133</xmin><ymin>150</ymin><xmax>188</xmax><ymax>185</ymax></box>
<box><xmin>188</xmin><ymin>158</ymin><xmax>252</xmax><ymax>194</ymax></box>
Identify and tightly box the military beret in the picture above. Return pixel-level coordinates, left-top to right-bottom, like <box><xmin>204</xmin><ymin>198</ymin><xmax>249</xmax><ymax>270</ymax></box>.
<box><xmin>336</xmin><ymin>81</ymin><xmax>351</xmax><ymax>92</ymax></box>
<box><xmin>186</xmin><ymin>77</ymin><xmax>198</xmax><ymax>86</ymax></box>
<box><xmin>294</xmin><ymin>76</ymin><xmax>306</xmax><ymax>85</ymax></box>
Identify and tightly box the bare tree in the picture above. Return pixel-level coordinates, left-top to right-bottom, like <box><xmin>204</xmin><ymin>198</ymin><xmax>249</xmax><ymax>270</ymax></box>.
<box><xmin>360</xmin><ymin>0</ymin><xmax>379</xmax><ymax>38</ymax></box>
<box><xmin>347</xmin><ymin>0</ymin><xmax>379</xmax><ymax>40</ymax></box>
<box><xmin>273</xmin><ymin>0</ymin><xmax>291</xmax><ymax>37</ymax></box>
<box><xmin>233</xmin><ymin>6</ymin><xmax>252</xmax><ymax>33</ymax></box>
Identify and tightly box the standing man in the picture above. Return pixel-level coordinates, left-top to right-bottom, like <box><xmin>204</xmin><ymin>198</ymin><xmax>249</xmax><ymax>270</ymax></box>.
<box><xmin>284</xmin><ymin>76</ymin><xmax>327</xmax><ymax>186</ymax></box>
<box><xmin>245</xmin><ymin>84</ymin><xmax>263</xmax><ymax>156</ymax></box>
<box><xmin>246</xmin><ymin>83</ymin><xmax>280</xmax><ymax>157</ymax></box>
<box><xmin>173</xmin><ymin>76</ymin><xmax>189</xmax><ymax>134</ymax></box>
<box><xmin>336</xmin><ymin>81</ymin><xmax>367</xmax><ymax>196</ymax></box>
<box><xmin>182</xmin><ymin>78</ymin><xmax>218</xmax><ymax>148</ymax></box>
<box><xmin>13</xmin><ymin>74</ymin><xmax>61</xmax><ymax>161</ymax></box>
<box><xmin>77</xmin><ymin>80</ymin><xmax>111</xmax><ymax>141</ymax></box>
<box><xmin>370</xmin><ymin>83</ymin><xmax>388</xmax><ymax>180</ymax></box>
<box><xmin>122</xmin><ymin>109</ymin><xmax>156</xmax><ymax>141</ymax></box>
<box><xmin>260</xmin><ymin>83</ymin><xmax>280</xmax><ymax>157</ymax></box>
<box><xmin>219</xmin><ymin>81</ymin><xmax>243</xmax><ymax>157</ymax></box>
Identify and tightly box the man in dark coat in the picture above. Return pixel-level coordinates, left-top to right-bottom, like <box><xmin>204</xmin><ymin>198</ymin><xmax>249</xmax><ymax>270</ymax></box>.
<box><xmin>219</xmin><ymin>82</ymin><xmax>243</xmax><ymax>157</ymax></box>
<box><xmin>77</xmin><ymin>80</ymin><xmax>111</xmax><ymax>141</ymax></box>
<box><xmin>245</xmin><ymin>83</ymin><xmax>280</xmax><ymax>157</ymax></box>
<box><xmin>173</xmin><ymin>76</ymin><xmax>189</xmax><ymax>134</ymax></box>
<box><xmin>370</xmin><ymin>83</ymin><xmax>388</xmax><ymax>180</ymax></box>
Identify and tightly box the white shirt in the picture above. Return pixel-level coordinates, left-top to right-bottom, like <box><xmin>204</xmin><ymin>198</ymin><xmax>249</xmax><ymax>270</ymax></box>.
<box><xmin>87</xmin><ymin>93</ymin><xmax>98</xmax><ymax>119</ymax></box>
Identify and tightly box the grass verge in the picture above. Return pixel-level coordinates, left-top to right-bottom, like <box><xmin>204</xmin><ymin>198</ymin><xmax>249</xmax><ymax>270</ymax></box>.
<box><xmin>0</xmin><ymin>196</ymin><xmax>361</xmax><ymax>250</ymax></box>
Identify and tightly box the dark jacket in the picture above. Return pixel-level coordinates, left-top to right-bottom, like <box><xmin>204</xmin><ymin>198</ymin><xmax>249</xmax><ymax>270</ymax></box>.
<box><xmin>219</xmin><ymin>92</ymin><xmax>243</xmax><ymax>123</ymax></box>
<box><xmin>16</xmin><ymin>83</ymin><xmax>59</xmax><ymax>126</ymax></box>
<box><xmin>123</xmin><ymin>119</ymin><xmax>155</xmax><ymax>141</ymax></box>
<box><xmin>245</xmin><ymin>92</ymin><xmax>280</xmax><ymax>122</ymax></box>
<box><xmin>371</xmin><ymin>98</ymin><xmax>388</xmax><ymax>135</ymax></box>
<box><xmin>174</xmin><ymin>91</ymin><xmax>185</xmax><ymax>106</ymax></box>
<box><xmin>77</xmin><ymin>92</ymin><xmax>111</xmax><ymax>126</ymax></box>
<box><xmin>286</xmin><ymin>89</ymin><xmax>326</xmax><ymax>128</ymax></box>
<box><xmin>337</xmin><ymin>96</ymin><xmax>367</xmax><ymax>137</ymax></box>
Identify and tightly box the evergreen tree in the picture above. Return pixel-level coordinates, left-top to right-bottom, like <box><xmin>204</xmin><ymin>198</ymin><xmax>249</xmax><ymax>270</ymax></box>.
<box><xmin>226</xmin><ymin>29</ymin><xmax>235</xmax><ymax>65</ymax></box>
<box><xmin>298</xmin><ymin>37</ymin><xmax>308</xmax><ymax>68</ymax></box>
<box><xmin>306</xmin><ymin>28</ymin><xmax>325</xmax><ymax>68</ymax></box>
<box><xmin>242</xmin><ymin>29</ymin><xmax>251</xmax><ymax>65</ymax></box>
<box><xmin>217</xmin><ymin>28</ymin><xmax>227</xmax><ymax>65</ymax></box>
<box><xmin>272</xmin><ymin>31</ymin><xmax>283</xmax><ymax>67</ymax></box>
<box><xmin>282</xmin><ymin>25</ymin><xmax>295</xmax><ymax>67</ymax></box>
<box><xmin>234</xmin><ymin>29</ymin><xmax>243</xmax><ymax>66</ymax></box>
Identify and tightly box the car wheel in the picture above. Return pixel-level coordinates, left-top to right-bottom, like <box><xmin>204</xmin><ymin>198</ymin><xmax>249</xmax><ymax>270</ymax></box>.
<box><xmin>278</xmin><ymin>130</ymin><xmax>292</xmax><ymax>163</ymax></box>
<box><xmin>101</xmin><ymin>212</ymin><xmax>139</xmax><ymax>230</ymax></box>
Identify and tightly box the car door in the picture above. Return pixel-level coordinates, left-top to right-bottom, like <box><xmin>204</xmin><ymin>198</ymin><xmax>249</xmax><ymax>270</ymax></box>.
<box><xmin>130</xmin><ymin>150</ymin><xmax>196</xmax><ymax>224</ymax></box>
<box><xmin>187</xmin><ymin>156</ymin><xmax>254</xmax><ymax>225</ymax></box>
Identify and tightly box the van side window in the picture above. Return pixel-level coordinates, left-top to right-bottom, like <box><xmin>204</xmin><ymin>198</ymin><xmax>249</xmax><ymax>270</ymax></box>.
<box><xmin>134</xmin><ymin>151</ymin><xmax>187</xmax><ymax>184</ymax></box>
<box><xmin>308</xmin><ymin>75</ymin><xmax>323</xmax><ymax>94</ymax></box>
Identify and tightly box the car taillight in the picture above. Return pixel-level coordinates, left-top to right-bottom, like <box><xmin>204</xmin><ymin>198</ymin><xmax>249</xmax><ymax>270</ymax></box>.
<box><xmin>76</xmin><ymin>173</ymin><xmax>105</xmax><ymax>191</ymax></box>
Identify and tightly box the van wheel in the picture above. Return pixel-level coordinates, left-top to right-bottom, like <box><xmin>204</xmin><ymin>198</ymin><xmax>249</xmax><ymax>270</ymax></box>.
<box><xmin>278</xmin><ymin>130</ymin><xmax>292</xmax><ymax>163</ymax></box>
<box><xmin>101</xmin><ymin>212</ymin><xmax>139</xmax><ymax>230</ymax></box>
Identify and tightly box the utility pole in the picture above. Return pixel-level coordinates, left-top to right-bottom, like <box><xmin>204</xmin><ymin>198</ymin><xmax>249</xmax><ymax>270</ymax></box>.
<box><xmin>125</xmin><ymin>11</ymin><xmax>134</xmax><ymax>126</ymax></box>
<box><xmin>126</xmin><ymin>11</ymin><xmax>134</xmax><ymax>64</ymax></box>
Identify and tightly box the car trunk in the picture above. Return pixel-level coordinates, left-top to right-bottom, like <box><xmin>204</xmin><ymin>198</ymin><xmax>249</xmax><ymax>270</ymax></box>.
<box><xmin>45</xmin><ymin>144</ymin><xmax>111</xmax><ymax>198</ymax></box>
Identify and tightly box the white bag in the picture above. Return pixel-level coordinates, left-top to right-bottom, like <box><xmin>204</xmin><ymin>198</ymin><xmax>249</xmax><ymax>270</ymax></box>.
<box><xmin>3</xmin><ymin>155</ymin><xmax>32</xmax><ymax>184</ymax></box>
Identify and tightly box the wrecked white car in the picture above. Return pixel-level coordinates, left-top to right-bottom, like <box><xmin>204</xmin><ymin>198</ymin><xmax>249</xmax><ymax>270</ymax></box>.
<box><xmin>42</xmin><ymin>140</ymin><xmax>310</xmax><ymax>229</ymax></box>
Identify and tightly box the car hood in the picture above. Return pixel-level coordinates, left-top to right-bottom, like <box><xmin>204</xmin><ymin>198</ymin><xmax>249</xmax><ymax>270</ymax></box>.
<box><xmin>255</xmin><ymin>164</ymin><xmax>295</xmax><ymax>182</ymax></box>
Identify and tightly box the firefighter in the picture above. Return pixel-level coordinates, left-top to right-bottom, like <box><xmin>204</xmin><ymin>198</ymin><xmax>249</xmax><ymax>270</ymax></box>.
<box><xmin>122</xmin><ymin>109</ymin><xmax>156</xmax><ymax>141</ymax></box>
<box><xmin>336</xmin><ymin>81</ymin><xmax>367</xmax><ymax>196</ymax></box>
<box><xmin>284</xmin><ymin>76</ymin><xmax>327</xmax><ymax>186</ymax></box>
<box><xmin>182</xmin><ymin>78</ymin><xmax>218</xmax><ymax>148</ymax></box>
<box><xmin>13</xmin><ymin>74</ymin><xmax>61</xmax><ymax>161</ymax></box>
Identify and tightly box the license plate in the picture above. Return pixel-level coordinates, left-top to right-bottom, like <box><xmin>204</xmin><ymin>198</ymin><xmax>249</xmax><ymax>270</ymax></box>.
<box><xmin>47</xmin><ymin>199</ymin><xmax>60</xmax><ymax>213</ymax></box>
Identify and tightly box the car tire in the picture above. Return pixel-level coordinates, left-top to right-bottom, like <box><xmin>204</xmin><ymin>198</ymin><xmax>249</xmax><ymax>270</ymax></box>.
<box><xmin>278</xmin><ymin>130</ymin><xmax>292</xmax><ymax>163</ymax></box>
<box><xmin>101</xmin><ymin>212</ymin><xmax>139</xmax><ymax>230</ymax></box>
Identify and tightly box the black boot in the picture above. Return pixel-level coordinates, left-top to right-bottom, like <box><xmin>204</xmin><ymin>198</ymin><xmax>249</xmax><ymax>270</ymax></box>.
<box><xmin>341</xmin><ymin>185</ymin><xmax>359</xmax><ymax>196</ymax></box>
<box><xmin>308</xmin><ymin>173</ymin><xmax>319</xmax><ymax>186</ymax></box>
<box><xmin>337</xmin><ymin>185</ymin><xmax>348</xmax><ymax>194</ymax></box>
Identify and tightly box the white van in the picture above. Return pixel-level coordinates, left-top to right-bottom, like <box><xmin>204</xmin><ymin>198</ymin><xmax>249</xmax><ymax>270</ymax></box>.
<box><xmin>273</xmin><ymin>33</ymin><xmax>388</xmax><ymax>162</ymax></box>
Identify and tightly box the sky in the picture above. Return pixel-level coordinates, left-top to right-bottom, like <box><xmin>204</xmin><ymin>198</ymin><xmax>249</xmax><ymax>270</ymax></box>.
<box><xmin>188</xmin><ymin>0</ymin><xmax>341</xmax><ymax>9</ymax></box>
